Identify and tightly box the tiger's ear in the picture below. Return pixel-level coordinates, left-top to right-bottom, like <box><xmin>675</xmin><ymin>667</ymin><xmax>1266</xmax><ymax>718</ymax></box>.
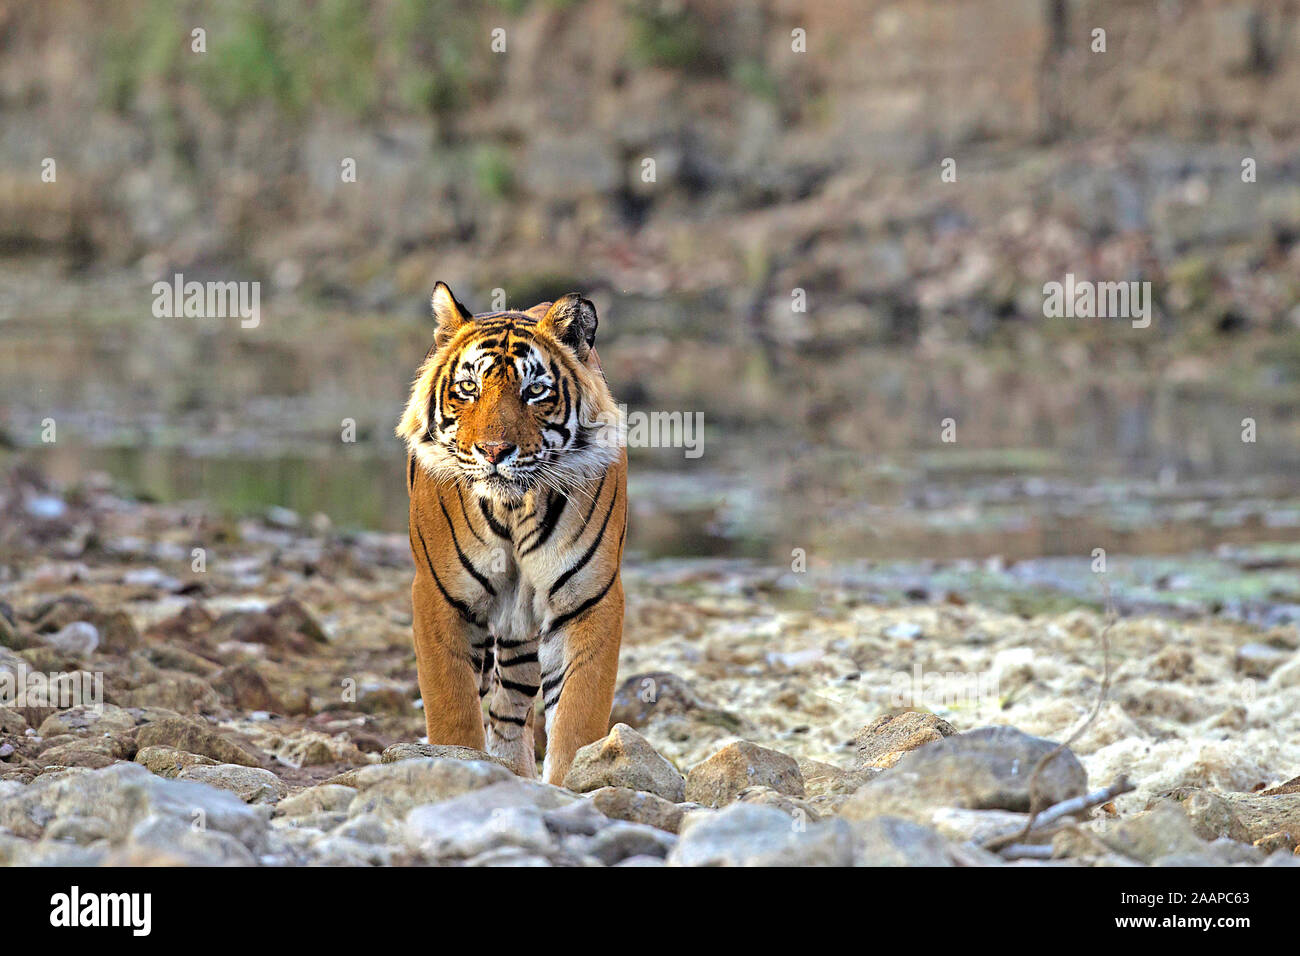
<box><xmin>431</xmin><ymin>282</ymin><xmax>473</xmax><ymax>348</ymax></box>
<box><xmin>539</xmin><ymin>293</ymin><xmax>598</xmax><ymax>361</ymax></box>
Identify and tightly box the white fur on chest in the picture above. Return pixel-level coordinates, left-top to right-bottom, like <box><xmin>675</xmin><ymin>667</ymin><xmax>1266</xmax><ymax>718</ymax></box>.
<box><xmin>473</xmin><ymin>503</ymin><xmax>575</xmax><ymax>642</ymax></box>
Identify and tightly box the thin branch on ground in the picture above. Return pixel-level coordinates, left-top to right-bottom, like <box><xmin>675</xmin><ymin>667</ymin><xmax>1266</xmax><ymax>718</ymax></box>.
<box><xmin>982</xmin><ymin>775</ymin><xmax>1135</xmax><ymax>852</ymax></box>
<box><xmin>983</xmin><ymin>579</ymin><xmax>1118</xmax><ymax>852</ymax></box>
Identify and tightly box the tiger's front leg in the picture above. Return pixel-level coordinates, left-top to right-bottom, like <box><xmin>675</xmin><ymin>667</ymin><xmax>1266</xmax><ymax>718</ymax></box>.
<box><xmin>539</xmin><ymin>582</ymin><xmax>624</xmax><ymax>786</ymax></box>
<box><xmin>411</xmin><ymin>578</ymin><xmax>488</xmax><ymax>751</ymax></box>
<box><xmin>485</xmin><ymin>635</ymin><xmax>540</xmax><ymax>777</ymax></box>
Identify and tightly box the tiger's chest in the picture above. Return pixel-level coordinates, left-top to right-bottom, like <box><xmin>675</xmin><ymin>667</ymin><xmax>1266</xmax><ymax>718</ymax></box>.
<box><xmin>462</xmin><ymin>487</ymin><xmax>590</xmax><ymax>641</ymax></box>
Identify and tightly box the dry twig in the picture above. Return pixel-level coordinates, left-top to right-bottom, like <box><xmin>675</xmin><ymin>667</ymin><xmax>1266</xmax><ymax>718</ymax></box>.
<box><xmin>982</xmin><ymin>579</ymin><xmax>1118</xmax><ymax>853</ymax></box>
<box><xmin>982</xmin><ymin>775</ymin><xmax>1135</xmax><ymax>852</ymax></box>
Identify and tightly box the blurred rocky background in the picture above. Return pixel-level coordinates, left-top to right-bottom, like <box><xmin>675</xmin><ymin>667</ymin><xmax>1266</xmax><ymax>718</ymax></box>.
<box><xmin>3</xmin><ymin>0</ymin><xmax>1300</xmax><ymax>871</ymax></box>
<box><xmin>2</xmin><ymin>0</ymin><xmax>1299</xmax><ymax>562</ymax></box>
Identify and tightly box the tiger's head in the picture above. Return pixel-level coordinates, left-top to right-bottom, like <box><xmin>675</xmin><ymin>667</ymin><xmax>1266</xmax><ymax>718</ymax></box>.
<box><xmin>397</xmin><ymin>282</ymin><xmax>622</xmax><ymax>503</ymax></box>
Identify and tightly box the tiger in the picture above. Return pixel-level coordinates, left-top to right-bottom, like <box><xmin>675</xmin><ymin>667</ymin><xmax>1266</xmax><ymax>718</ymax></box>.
<box><xmin>395</xmin><ymin>281</ymin><xmax>628</xmax><ymax>785</ymax></box>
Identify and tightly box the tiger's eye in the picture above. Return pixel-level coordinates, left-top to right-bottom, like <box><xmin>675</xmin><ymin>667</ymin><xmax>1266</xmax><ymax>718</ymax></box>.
<box><xmin>525</xmin><ymin>382</ymin><xmax>549</xmax><ymax>398</ymax></box>
<box><xmin>455</xmin><ymin>380</ymin><xmax>478</xmax><ymax>398</ymax></box>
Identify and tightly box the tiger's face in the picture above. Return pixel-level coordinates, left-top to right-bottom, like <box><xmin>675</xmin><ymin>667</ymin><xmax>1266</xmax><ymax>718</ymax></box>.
<box><xmin>397</xmin><ymin>283</ymin><xmax>621</xmax><ymax>503</ymax></box>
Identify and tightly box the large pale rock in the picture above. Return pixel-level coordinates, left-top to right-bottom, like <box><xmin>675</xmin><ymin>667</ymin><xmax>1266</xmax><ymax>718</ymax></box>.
<box><xmin>404</xmin><ymin>779</ymin><xmax>579</xmax><ymax>861</ymax></box>
<box><xmin>587</xmin><ymin>787</ymin><xmax>687</xmax><ymax>834</ymax></box>
<box><xmin>852</xmin><ymin>712</ymin><xmax>955</xmax><ymax>770</ymax></box>
<box><xmin>1092</xmin><ymin>802</ymin><xmax>1212</xmax><ymax>864</ymax></box>
<box><xmin>839</xmin><ymin>726</ymin><xmax>1087</xmax><ymax>824</ymax></box>
<box><xmin>0</xmin><ymin>762</ymin><xmax>267</xmax><ymax>852</ymax></box>
<box><xmin>380</xmin><ymin>742</ymin><xmax>508</xmax><ymax>767</ymax></box>
<box><xmin>669</xmin><ymin>803</ymin><xmax>853</xmax><ymax>866</ymax></box>
<box><xmin>36</xmin><ymin>738</ymin><xmax>124</xmax><ymax>769</ymax></box>
<box><xmin>345</xmin><ymin>757</ymin><xmax>514</xmax><ymax>818</ymax></box>
<box><xmin>1157</xmin><ymin>787</ymin><xmax>1300</xmax><ymax>846</ymax></box>
<box><xmin>798</xmin><ymin>758</ymin><xmax>881</xmax><ymax>814</ymax></box>
<box><xmin>577</xmin><ymin>821</ymin><xmax>676</xmax><ymax>866</ymax></box>
<box><xmin>851</xmin><ymin>816</ymin><xmax>960</xmax><ymax>866</ymax></box>
<box><xmin>684</xmin><ymin>741</ymin><xmax>804</xmax><ymax>807</ymax></box>
<box><xmin>178</xmin><ymin>764</ymin><xmax>288</xmax><ymax>804</ymax></box>
<box><xmin>135</xmin><ymin>717</ymin><xmax>261</xmax><ymax>767</ymax></box>
<box><xmin>37</xmin><ymin>703</ymin><xmax>136</xmax><ymax>738</ymax></box>
<box><xmin>273</xmin><ymin>730</ymin><xmax>364</xmax><ymax>769</ymax></box>
<box><xmin>114</xmin><ymin>814</ymin><xmax>258</xmax><ymax>866</ymax></box>
<box><xmin>564</xmin><ymin>724</ymin><xmax>685</xmax><ymax>802</ymax></box>
<box><xmin>307</xmin><ymin>833</ymin><xmax>398</xmax><ymax>866</ymax></box>
<box><xmin>276</xmin><ymin>784</ymin><xmax>358</xmax><ymax>817</ymax></box>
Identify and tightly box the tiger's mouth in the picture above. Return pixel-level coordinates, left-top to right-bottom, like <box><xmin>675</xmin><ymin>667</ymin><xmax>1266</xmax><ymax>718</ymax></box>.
<box><xmin>475</xmin><ymin>470</ymin><xmax>531</xmax><ymax>501</ymax></box>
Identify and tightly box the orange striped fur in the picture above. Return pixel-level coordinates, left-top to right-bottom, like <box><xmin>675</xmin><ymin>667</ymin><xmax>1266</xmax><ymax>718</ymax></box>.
<box><xmin>396</xmin><ymin>283</ymin><xmax>627</xmax><ymax>783</ymax></box>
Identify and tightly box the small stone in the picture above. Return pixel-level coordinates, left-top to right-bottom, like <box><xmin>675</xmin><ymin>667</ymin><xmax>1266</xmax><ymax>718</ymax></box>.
<box><xmin>798</xmin><ymin>758</ymin><xmax>880</xmax><ymax>812</ymax></box>
<box><xmin>840</xmin><ymin>726</ymin><xmax>1088</xmax><ymax>821</ymax></box>
<box><xmin>579</xmin><ymin>821</ymin><xmax>676</xmax><ymax>866</ymax></box>
<box><xmin>177</xmin><ymin>764</ymin><xmax>289</xmax><ymax>804</ymax></box>
<box><xmin>43</xmin><ymin>621</ymin><xmax>99</xmax><ymax>657</ymax></box>
<box><xmin>380</xmin><ymin>742</ymin><xmax>506</xmax><ymax>766</ymax></box>
<box><xmin>1254</xmin><ymin>831</ymin><xmax>1298</xmax><ymax>853</ymax></box>
<box><xmin>852</xmin><ymin>712</ymin><xmax>955</xmax><ymax>770</ymax></box>
<box><xmin>1159</xmin><ymin>787</ymin><xmax>1300</xmax><ymax>845</ymax></box>
<box><xmin>461</xmin><ymin>847</ymin><xmax>554</xmax><ymax>867</ymax></box>
<box><xmin>309</xmin><ymin>833</ymin><xmax>397</xmax><ymax>866</ymax></box>
<box><xmin>1147</xmin><ymin>645</ymin><xmax>1195</xmax><ymax>681</ymax></box>
<box><xmin>0</xmin><ymin>613</ymin><xmax>38</xmax><ymax>650</ymax></box>
<box><xmin>884</xmin><ymin>621</ymin><xmax>924</xmax><ymax>640</ymax></box>
<box><xmin>735</xmin><ymin>785</ymin><xmax>820</xmax><ymax>821</ymax></box>
<box><xmin>212</xmin><ymin>664</ymin><xmax>281</xmax><ymax>712</ymax></box>
<box><xmin>135</xmin><ymin>716</ymin><xmax>261</xmax><ymax>767</ymax></box>
<box><xmin>608</xmin><ymin>671</ymin><xmax>743</xmax><ymax>732</ymax></box>
<box><xmin>134</xmin><ymin>746</ymin><xmax>217</xmax><ymax>778</ymax></box>
<box><xmin>37</xmin><ymin>738</ymin><xmax>124</xmax><ymax>769</ymax></box>
<box><xmin>275</xmin><ymin>731</ymin><xmax>361</xmax><ymax>769</ymax></box>
<box><xmin>330</xmin><ymin>812</ymin><xmax>399</xmax><ymax>846</ymax></box>
<box><xmin>266</xmin><ymin>598</ymin><xmax>329</xmax><ymax>644</ymax></box>
<box><xmin>587</xmin><ymin>787</ymin><xmax>686</xmax><ymax>834</ymax></box>
<box><xmin>140</xmin><ymin>644</ymin><xmax>220</xmax><ymax>676</ymax></box>
<box><xmin>540</xmin><ymin>799</ymin><xmax>610</xmax><ymax>838</ymax></box>
<box><xmin>116</xmin><ymin>813</ymin><xmax>257</xmax><ymax>866</ymax></box>
<box><xmin>116</xmin><ymin>673</ymin><xmax>220</xmax><ymax>713</ymax></box>
<box><xmin>345</xmin><ymin>757</ymin><xmax>515</xmax><ymax>818</ymax></box>
<box><xmin>404</xmin><ymin>780</ymin><xmax>577</xmax><ymax>861</ymax></box>
<box><xmin>852</xmin><ymin>815</ymin><xmax>960</xmax><ymax>866</ymax></box>
<box><xmin>1263</xmin><ymin>775</ymin><xmax>1300</xmax><ymax>796</ymax></box>
<box><xmin>564</xmin><ymin>723</ymin><xmax>685</xmax><ymax>802</ymax></box>
<box><xmin>37</xmin><ymin>703</ymin><xmax>136</xmax><ymax>738</ymax></box>
<box><xmin>1095</xmin><ymin>802</ymin><xmax>1213</xmax><ymax>864</ymax></box>
<box><xmin>277</xmin><ymin>784</ymin><xmax>359</xmax><ymax>818</ymax></box>
<box><xmin>684</xmin><ymin>741</ymin><xmax>804</xmax><ymax>808</ymax></box>
<box><xmin>669</xmin><ymin>803</ymin><xmax>853</xmax><ymax>866</ymax></box>
<box><xmin>1236</xmin><ymin>643</ymin><xmax>1292</xmax><ymax>678</ymax></box>
<box><xmin>95</xmin><ymin>611</ymin><xmax>141</xmax><ymax>654</ymax></box>
<box><xmin>1152</xmin><ymin>838</ymin><xmax>1264</xmax><ymax>867</ymax></box>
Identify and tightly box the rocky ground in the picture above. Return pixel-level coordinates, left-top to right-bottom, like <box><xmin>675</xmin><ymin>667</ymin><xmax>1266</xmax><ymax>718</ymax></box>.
<box><xmin>2</xmin><ymin>467</ymin><xmax>1299</xmax><ymax>867</ymax></box>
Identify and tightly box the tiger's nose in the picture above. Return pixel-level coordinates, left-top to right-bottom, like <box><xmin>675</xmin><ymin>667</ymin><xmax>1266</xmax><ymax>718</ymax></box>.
<box><xmin>477</xmin><ymin>441</ymin><xmax>516</xmax><ymax>465</ymax></box>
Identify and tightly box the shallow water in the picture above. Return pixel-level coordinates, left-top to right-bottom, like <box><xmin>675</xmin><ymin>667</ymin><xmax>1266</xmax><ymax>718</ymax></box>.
<box><xmin>3</xmin><ymin>292</ymin><xmax>1299</xmax><ymax>563</ymax></box>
